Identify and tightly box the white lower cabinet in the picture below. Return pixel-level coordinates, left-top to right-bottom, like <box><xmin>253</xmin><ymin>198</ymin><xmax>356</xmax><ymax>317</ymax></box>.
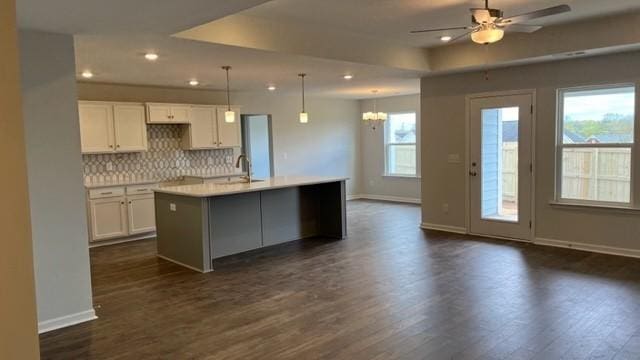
<box><xmin>127</xmin><ymin>194</ymin><xmax>156</xmax><ymax>235</ymax></box>
<box><xmin>88</xmin><ymin>184</ymin><xmax>157</xmax><ymax>242</ymax></box>
<box><xmin>89</xmin><ymin>196</ymin><xmax>128</xmax><ymax>241</ymax></box>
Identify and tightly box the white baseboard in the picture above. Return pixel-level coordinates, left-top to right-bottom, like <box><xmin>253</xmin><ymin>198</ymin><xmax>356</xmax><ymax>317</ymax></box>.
<box><xmin>420</xmin><ymin>222</ymin><xmax>468</xmax><ymax>234</ymax></box>
<box><xmin>349</xmin><ymin>194</ymin><xmax>421</xmax><ymax>204</ymax></box>
<box><xmin>89</xmin><ymin>233</ymin><xmax>155</xmax><ymax>248</ymax></box>
<box><xmin>534</xmin><ymin>237</ymin><xmax>640</xmax><ymax>259</ymax></box>
<box><xmin>38</xmin><ymin>309</ymin><xmax>97</xmax><ymax>334</ymax></box>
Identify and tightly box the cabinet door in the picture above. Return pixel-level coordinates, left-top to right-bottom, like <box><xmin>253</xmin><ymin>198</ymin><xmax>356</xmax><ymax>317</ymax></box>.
<box><xmin>147</xmin><ymin>104</ymin><xmax>173</xmax><ymax>123</ymax></box>
<box><xmin>89</xmin><ymin>197</ymin><xmax>128</xmax><ymax>241</ymax></box>
<box><xmin>170</xmin><ymin>105</ymin><xmax>192</xmax><ymax>123</ymax></box>
<box><xmin>114</xmin><ymin>104</ymin><xmax>148</xmax><ymax>152</ymax></box>
<box><xmin>184</xmin><ymin>106</ymin><xmax>217</xmax><ymax>149</ymax></box>
<box><xmin>127</xmin><ymin>194</ymin><xmax>156</xmax><ymax>235</ymax></box>
<box><xmin>79</xmin><ymin>103</ymin><xmax>114</xmax><ymax>153</ymax></box>
<box><xmin>216</xmin><ymin>106</ymin><xmax>242</xmax><ymax>147</ymax></box>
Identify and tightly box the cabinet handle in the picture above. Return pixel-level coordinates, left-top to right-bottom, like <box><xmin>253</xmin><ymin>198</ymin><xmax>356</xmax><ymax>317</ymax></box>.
<box><xmin>121</xmin><ymin>201</ymin><xmax>125</xmax><ymax>205</ymax></box>
<box><xmin>109</xmin><ymin>144</ymin><xmax>114</xmax><ymax>148</ymax></box>
<box><xmin>128</xmin><ymin>201</ymin><xmax>132</xmax><ymax>204</ymax></box>
<box><xmin>100</xmin><ymin>192</ymin><xmax>113</xmax><ymax>195</ymax></box>
<box><xmin>116</xmin><ymin>144</ymin><xmax>120</xmax><ymax>148</ymax></box>
<box><xmin>137</xmin><ymin>189</ymin><xmax>148</xmax><ymax>192</ymax></box>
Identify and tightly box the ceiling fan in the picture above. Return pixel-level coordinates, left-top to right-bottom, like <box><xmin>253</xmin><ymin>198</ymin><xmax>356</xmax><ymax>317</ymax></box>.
<box><xmin>411</xmin><ymin>0</ymin><xmax>571</xmax><ymax>45</ymax></box>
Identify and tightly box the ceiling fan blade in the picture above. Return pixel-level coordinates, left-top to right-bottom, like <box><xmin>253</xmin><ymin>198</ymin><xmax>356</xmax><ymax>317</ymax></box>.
<box><xmin>499</xmin><ymin>5</ymin><xmax>571</xmax><ymax>25</ymax></box>
<box><xmin>449</xmin><ymin>30</ymin><xmax>474</xmax><ymax>43</ymax></box>
<box><xmin>410</xmin><ymin>26</ymin><xmax>470</xmax><ymax>34</ymax></box>
<box><xmin>501</xmin><ymin>24</ymin><xmax>543</xmax><ymax>33</ymax></box>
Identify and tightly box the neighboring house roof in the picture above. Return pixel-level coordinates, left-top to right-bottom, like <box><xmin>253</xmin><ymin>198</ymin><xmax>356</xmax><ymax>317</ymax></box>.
<box><xmin>563</xmin><ymin>130</ymin><xmax>585</xmax><ymax>144</ymax></box>
<box><xmin>585</xmin><ymin>134</ymin><xmax>633</xmax><ymax>143</ymax></box>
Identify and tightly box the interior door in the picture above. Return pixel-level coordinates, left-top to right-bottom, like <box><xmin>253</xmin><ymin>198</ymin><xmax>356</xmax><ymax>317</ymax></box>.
<box><xmin>469</xmin><ymin>93</ymin><xmax>533</xmax><ymax>240</ymax></box>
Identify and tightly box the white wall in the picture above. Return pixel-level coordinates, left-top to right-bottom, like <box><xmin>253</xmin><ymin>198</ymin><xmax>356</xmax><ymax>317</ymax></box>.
<box><xmin>20</xmin><ymin>30</ymin><xmax>95</xmax><ymax>331</ymax></box>
<box><xmin>76</xmin><ymin>83</ymin><xmax>362</xmax><ymax>195</ymax></box>
<box><xmin>359</xmin><ymin>94</ymin><xmax>421</xmax><ymax>202</ymax></box>
<box><xmin>421</xmin><ymin>50</ymin><xmax>640</xmax><ymax>252</ymax></box>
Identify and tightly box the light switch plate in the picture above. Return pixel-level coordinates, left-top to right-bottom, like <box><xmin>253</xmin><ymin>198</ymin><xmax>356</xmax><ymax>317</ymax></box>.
<box><xmin>207</xmin><ymin>157</ymin><xmax>214</xmax><ymax>165</ymax></box>
<box><xmin>225</xmin><ymin>156</ymin><xmax>233</xmax><ymax>164</ymax></box>
<box><xmin>169</xmin><ymin>203</ymin><xmax>176</xmax><ymax>212</ymax></box>
<box><xmin>106</xmin><ymin>162</ymin><xmax>113</xmax><ymax>171</ymax></box>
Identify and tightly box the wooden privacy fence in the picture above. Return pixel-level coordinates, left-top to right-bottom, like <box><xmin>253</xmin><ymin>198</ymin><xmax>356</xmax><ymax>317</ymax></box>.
<box><xmin>501</xmin><ymin>145</ymin><xmax>630</xmax><ymax>203</ymax></box>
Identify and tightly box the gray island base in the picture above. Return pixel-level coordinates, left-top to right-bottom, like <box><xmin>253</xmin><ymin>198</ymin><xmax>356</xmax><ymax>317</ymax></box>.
<box><xmin>154</xmin><ymin>176</ymin><xmax>347</xmax><ymax>272</ymax></box>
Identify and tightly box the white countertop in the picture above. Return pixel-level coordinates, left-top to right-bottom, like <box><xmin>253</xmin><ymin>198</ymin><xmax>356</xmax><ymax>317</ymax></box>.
<box><xmin>154</xmin><ymin>176</ymin><xmax>348</xmax><ymax>198</ymax></box>
<box><xmin>84</xmin><ymin>178</ymin><xmax>159</xmax><ymax>189</ymax></box>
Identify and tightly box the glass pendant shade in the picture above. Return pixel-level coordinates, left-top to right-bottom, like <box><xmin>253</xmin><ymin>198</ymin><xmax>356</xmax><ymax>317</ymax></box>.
<box><xmin>225</xmin><ymin>110</ymin><xmax>235</xmax><ymax>123</ymax></box>
<box><xmin>362</xmin><ymin>91</ymin><xmax>387</xmax><ymax>129</ymax></box>
<box><xmin>471</xmin><ymin>25</ymin><xmax>504</xmax><ymax>44</ymax></box>
<box><xmin>299</xmin><ymin>112</ymin><xmax>308</xmax><ymax>123</ymax></box>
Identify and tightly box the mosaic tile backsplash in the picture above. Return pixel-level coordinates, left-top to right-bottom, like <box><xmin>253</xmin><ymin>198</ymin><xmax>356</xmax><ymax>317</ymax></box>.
<box><xmin>83</xmin><ymin>125</ymin><xmax>238</xmax><ymax>184</ymax></box>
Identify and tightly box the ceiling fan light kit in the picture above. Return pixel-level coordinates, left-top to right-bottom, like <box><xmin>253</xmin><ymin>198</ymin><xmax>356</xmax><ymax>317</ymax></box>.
<box><xmin>410</xmin><ymin>0</ymin><xmax>571</xmax><ymax>45</ymax></box>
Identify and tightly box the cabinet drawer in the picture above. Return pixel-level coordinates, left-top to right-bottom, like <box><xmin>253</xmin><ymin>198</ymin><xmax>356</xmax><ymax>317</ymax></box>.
<box><xmin>89</xmin><ymin>187</ymin><xmax>125</xmax><ymax>199</ymax></box>
<box><xmin>126</xmin><ymin>184</ymin><xmax>158</xmax><ymax>195</ymax></box>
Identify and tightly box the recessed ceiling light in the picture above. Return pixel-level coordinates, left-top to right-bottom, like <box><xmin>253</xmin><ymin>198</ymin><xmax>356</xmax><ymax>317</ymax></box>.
<box><xmin>144</xmin><ymin>53</ymin><xmax>159</xmax><ymax>61</ymax></box>
<box><xmin>343</xmin><ymin>74</ymin><xmax>354</xmax><ymax>80</ymax></box>
<box><xmin>189</xmin><ymin>79</ymin><xmax>199</xmax><ymax>86</ymax></box>
<box><xmin>81</xmin><ymin>70</ymin><xmax>93</xmax><ymax>79</ymax></box>
<box><xmin>267</xmin><ymin>85</ymin><xmax>276</xmax><ymax>91</ymax></box>
<box><xmin>440</xmin><ymin>36</ymin><xmax>453</xmax><ymax>42</ymax></box>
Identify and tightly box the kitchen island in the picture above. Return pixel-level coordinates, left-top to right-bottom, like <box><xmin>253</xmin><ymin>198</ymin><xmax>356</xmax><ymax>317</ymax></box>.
<box><xmin>154</xmin><ymin>176</ymin><xmax>347</xmax><ymax>272</ymax></box>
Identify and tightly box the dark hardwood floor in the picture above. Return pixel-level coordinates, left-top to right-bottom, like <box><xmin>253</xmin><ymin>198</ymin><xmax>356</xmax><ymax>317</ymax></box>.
<box><xmin>40</xmin><ymin>200</ymin><xmax>640</xmax><ymax>359</ymax></box>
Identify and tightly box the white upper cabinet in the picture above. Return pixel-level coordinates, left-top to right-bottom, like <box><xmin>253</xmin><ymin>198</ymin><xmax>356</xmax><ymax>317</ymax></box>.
<box><xmin>182</xmin><ymin>106</ymin><xmax>218</xmax><ymax>149</ymax></box>
<box><xmin>79</xmin><ymin>103</ymin><xmax>115</xmax><ymax>153</ymax></box>
<box><xmin>182</xmin><ymin>105</ymin><xmax>242</xmax><ymax>150</ymax></box>
<box><xmin>113</xmin><ymin>104</ymin><xmax>148</xmax><ymax>152</ymax></box>
<box><xmin>146</xmin><ymin>103</ymin><xmax>191</xmax><ymax>124</ymax></box>
<box><xmin>216</xmin><ymin>106</ymin><xmax>242</xmax><ymax>148</ymax></box>
<box><xmin>79</xmin><ymin>101</ymin><xmax>148</xmax><ymax>154</ymax></box>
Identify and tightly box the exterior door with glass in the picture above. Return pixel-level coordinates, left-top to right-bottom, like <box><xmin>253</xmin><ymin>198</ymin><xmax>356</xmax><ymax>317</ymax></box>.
<box><xmin>469</xmin><ymin>93</ymin><xmax>533</xmax><ymax>240</ymax></box>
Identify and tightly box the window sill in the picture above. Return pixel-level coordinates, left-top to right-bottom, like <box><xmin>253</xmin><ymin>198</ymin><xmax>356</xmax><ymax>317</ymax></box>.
<box><xmin>549</xmin><ymin>200</ymin><xmax>640</xmax><ymax>213</ymax></box>
<box><xmin>382</xmin><ymin>174</ymin><xmax>421</xmax><ymax>179</ymax></box>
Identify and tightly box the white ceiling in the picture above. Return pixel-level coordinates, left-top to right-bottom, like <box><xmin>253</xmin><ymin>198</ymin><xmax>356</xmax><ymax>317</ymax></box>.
<box><xmin>74</xmin><ymin>35</ymin><xmax>420</xmax><ymax>99</ymax></box>
<box><xmin>19</xmin><ymin>0</ymin><xmax>640</xmax><ymax>98</ymax></box>
<box><xmin>244</xmin><ymin>0</ymin><xmax>640</xmax><ymax>47</ymax></box>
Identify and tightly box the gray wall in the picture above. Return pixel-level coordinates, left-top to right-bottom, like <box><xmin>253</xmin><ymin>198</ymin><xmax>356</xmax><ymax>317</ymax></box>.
<box><xmin>77</xmin><ymin>83</ymin><xmax>362</xmax><ymax>195</ymax></box>
<box><xmin>20</xmin><ymin>31</ymin><xmax>94</xmax><ymax>327</ymax></box>
<box><xmin>360</xmin><ymin>94</ymin><xmax>421</xmax><ymax>201</ymax></box>
<box><xmin>421</xmin><ymin>51</ymin><xmax>640</xmax><ymax>250</ymax></box>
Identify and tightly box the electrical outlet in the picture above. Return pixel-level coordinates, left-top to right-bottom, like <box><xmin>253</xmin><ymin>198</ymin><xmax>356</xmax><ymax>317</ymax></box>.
<box><xmin>106</xmin><ymin>162</ymin><xmax>113</xmax><ymax>171</ymax></box>
<box><xmin>169</xmin><ymin>203</ymin><xmax>176</xmax><ymax>212</ymax></box>
<box><xmin>442</xmin><ymin>203</ymin><xmax>449</xmax><ymax>213</ymax></box>
<box><xmin>207</xmin><ymin>157</ymin><xmax>214</xmax><ymax>166</ymax></box>
<box><xmin>447</xmin><ymin>154</ymin><xmax>461</xmax><ymax>164</ymax></box>
<box><xmin>225</xmin><ymin>156</ymin><xmax>233</xmax><ymax>164</ymax></box>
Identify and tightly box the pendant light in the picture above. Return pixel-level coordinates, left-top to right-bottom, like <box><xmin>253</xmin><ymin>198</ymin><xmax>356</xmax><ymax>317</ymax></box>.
<box><xmin>362</xmin><ymin>90</ymin><xmax>387</xmax><ymax>130</ymax></box>
<box><xmin>298</xmin><ymin>73</ymin><xmax>308</xmax><ymax>123</ymax></box>
<box><xmin>222</xmin><ymin>66</ymin><xmax>235</xmax><ymax>123</ymax></box>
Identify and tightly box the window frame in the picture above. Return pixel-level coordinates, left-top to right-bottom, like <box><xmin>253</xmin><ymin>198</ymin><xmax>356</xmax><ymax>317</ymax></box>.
<box><xmin>384</xmin><ymin>112</ymin><xmax>418</xmax><ymax>177</ymax></box>
<box><xmin>555</xmin><ymin>83</ymin><xmax>636</xmax><ymax>207</ymax></box>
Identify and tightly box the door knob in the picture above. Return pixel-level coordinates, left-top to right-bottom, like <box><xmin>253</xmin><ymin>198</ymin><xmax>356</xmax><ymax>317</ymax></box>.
<box><xmin>469</xmin><ymin>171</ymin><xmax>478</xmax><ymax>176</ymax></box>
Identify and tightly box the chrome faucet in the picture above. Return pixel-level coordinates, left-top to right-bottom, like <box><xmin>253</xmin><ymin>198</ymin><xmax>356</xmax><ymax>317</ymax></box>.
<box><xmin>235</xmin><ymin>154</ymin><xmax>252</xmax><ymax>183</ymax></box>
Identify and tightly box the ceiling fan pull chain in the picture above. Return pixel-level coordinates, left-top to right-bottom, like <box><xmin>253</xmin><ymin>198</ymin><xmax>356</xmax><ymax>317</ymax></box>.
<box><xmin>484</xmin><ymin>43</ymin><xmax>490</xmax><ymax>81</ymax></box>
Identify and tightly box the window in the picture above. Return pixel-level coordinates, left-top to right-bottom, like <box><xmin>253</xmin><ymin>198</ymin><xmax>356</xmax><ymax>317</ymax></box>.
<box><xmin>385</xmin><ymin>112</ymin><xmax>417</xmax><ymax>176</ymax></box>
<box><xmin>557</xmin><ymin>85</ymin><xmax>635</xmax><ymax>204</ymax></box>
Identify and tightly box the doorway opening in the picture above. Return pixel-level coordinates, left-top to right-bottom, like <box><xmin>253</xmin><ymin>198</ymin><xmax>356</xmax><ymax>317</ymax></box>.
<box><xmin>241</xmin><ymin>114</ymin><xmax>274</xmax><ymax>179</ymax></box>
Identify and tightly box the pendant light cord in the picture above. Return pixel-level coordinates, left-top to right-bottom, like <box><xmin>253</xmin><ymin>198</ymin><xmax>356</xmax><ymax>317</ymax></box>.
<box><xmin>299</xmin><ymin>73</ymin><xmax>306</xmax><ymax>112</ymax></box>
<box><xmin>223</xmin><ymin>66</ymin><xmax>232</xmax><ymax>111</ymax></box>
